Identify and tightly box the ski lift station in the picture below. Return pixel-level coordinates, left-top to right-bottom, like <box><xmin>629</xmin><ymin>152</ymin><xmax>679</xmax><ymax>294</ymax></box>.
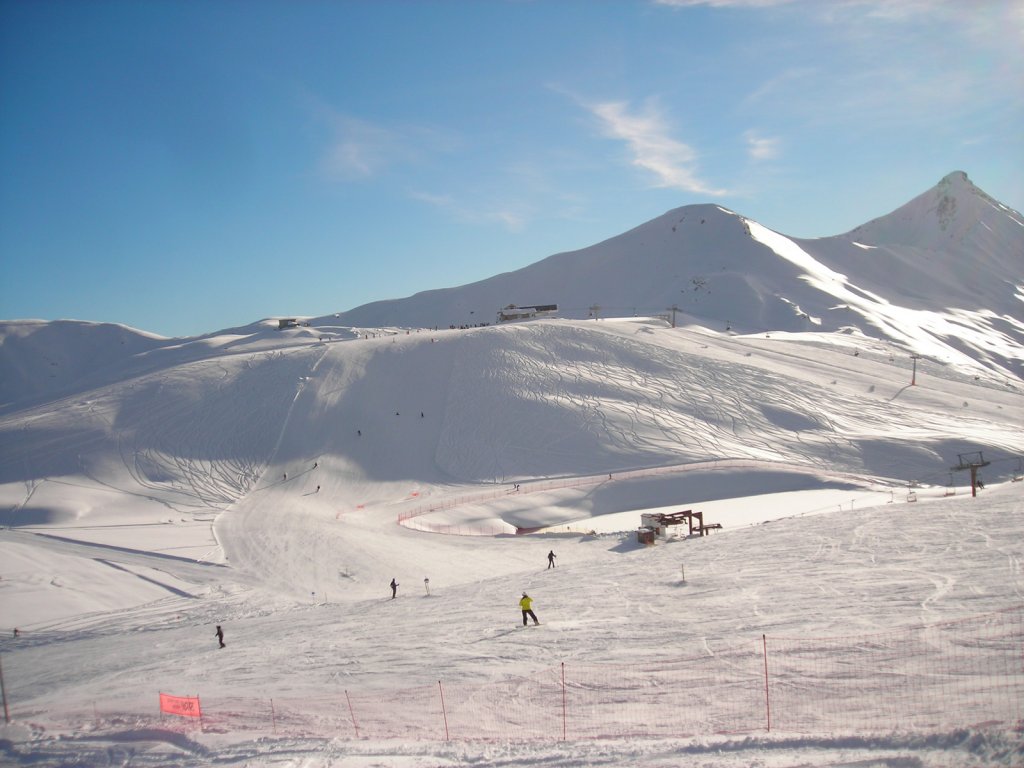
<box><xmin>496</xmin><ymin>304</ymin><xmax>558</xmax><ymax>323</ymax></box>
<box><xmin>637</xmin><ymin>510</ymin><xmax>721</xmax><ymax>544</ymax></box>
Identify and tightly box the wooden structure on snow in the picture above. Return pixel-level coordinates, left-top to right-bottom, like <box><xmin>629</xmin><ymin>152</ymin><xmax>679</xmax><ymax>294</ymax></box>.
<box><xmin>638</xmin><ymin>509</ymin><xmax>721</xmax><ymax>543</ymax></box>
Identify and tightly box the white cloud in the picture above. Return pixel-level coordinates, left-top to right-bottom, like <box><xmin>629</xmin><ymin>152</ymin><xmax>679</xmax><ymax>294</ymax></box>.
<box><xmin>322</xmin><ymin>116</ymin><xmax>405</xmax><ymax>180</ymax></box>
<box><xmin>741</xmin><ymin>67</ymin><xmax>818</xmax><ymax>108</ymax></box>
<box><xmin>731</xmin><ymin>2</ymin><xmax>1023</xmax><ymax>134</ymax></box>
<box><xmin>313</xmin><ymin>105</ymin><xmax>458</xmax><ymax>182</ymax></box>
<box><xmin>587</xmin><ymin>100</ymin><xmax>727</xmax><ymax>195</ymax></box>
<box><xmin>745</xmin><ymin>131</ymin><xmax>781</xmax><ymax>161</ymax></box>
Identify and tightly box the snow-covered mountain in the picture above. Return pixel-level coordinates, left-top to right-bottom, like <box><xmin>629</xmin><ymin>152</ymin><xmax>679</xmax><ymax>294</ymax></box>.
<box><xmin>327</xmin><ymin>171</ymin><xmax>1024</xmax><ymax>380</ymax></box>
<box><xmin>1</xmin><ymin>174</ymin><xmax>1023</xmax><ymax>766</ymax></box>
<box><xmin>2</xmin><ymin>172</ymin><xmax>1021</xmax><ymax>410</ymax></box>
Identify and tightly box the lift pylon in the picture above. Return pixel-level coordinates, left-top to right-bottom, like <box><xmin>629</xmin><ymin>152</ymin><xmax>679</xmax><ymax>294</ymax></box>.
<box><xmin>951</xmin><ymin>452</ymin><xmax>990</xmax><ymax>498</ymax></box>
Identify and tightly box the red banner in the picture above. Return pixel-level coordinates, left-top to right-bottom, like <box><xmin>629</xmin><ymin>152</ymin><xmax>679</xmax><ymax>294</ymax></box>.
<box><xmin>159</xmin><ymin>692</ymin><xmax>202</xmax><ymax>718</ymax></box>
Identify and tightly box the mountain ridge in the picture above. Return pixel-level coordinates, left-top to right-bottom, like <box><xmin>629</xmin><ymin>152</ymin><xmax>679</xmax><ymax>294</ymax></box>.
<box><xmin>2</xmin><ymin>171</ymin><xmax>1022</xmax><ymax>407</ymax></box>
<box><xmin>322</xmin><ymin>171</ymin><xmax>1022</xmax><ymax>379</ymax></box>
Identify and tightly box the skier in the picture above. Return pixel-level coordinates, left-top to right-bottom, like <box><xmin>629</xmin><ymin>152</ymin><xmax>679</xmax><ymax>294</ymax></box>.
<box><xmin>547</xmin><ymin>550</ymin><xmax>556</xmax><ymax>569</ymax></box>
<box><xmin>519</xmin><ymin>592</ymin><xmax>540</xmax><ymax>626</ymax></box>
<box><xmin>390</xmin><ymin>578</ymin><xmax>399</xmax><ymax>599</ymax></box>
<box><xmin>215</xmin><ymin>625</ymin><xmax>225</xmax><ymax>648</ymax></box>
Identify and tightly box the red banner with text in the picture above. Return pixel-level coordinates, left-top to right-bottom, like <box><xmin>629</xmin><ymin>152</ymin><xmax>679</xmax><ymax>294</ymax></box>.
<box><xmin>159</xmin><ymin>692</ymin><xmax>202</xmax><ymax>718</ymax></box>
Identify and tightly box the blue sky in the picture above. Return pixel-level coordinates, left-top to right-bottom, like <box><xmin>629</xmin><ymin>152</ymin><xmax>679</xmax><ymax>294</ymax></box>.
<box><xmin>2</xmin><ymin>0</ymin><xmax>1021</xmax><ymax>338</ymax></box>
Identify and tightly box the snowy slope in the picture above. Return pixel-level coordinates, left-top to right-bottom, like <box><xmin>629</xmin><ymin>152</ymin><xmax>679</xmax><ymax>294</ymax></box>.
<box><xmin>0</xmin><ymin>320</ymin><xmax>166</xmax><ymax>410</ymax></box>
<box><xmin>1</xmin><ymin>171</ymin><xmax>1024</xmax><ymax>766</ymax></box>
<box><xmin>3</xmin><ymin>173</ymin><xmax>1021</xmax><ymax>398</ymax></box>
<box><xmin>0</xmin><ymin>315</ymin><xmax>1022</xmax><ymax>766</ymax></box>
<box><xmin>327</xmin><ymin>172</ymin><xmax>1024</xmax><ymax>379</ymax></box>
<box><xmin>3</xmin><ymin>318</ymin><xmax>1022</xmax><ymax>597</ymax></box>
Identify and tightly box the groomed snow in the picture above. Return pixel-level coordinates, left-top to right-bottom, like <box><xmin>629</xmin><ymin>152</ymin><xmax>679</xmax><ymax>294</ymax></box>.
<box><xmin>1</xmin><ymin>316</ymin><xmax>1022</xmax><ymax>766</ymax></box>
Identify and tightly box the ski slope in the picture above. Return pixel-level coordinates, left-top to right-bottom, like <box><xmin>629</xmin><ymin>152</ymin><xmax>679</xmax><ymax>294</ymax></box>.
<box><xmin>1</xmin><ymin>317</ymin><xmax>1022</xmax><ymax>766</ymax></box>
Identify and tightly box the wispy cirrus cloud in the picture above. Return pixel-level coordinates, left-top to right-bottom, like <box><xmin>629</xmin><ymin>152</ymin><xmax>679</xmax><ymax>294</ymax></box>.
<box><xmin>310</xmin><ymin>99</ymin><xmax>458</xmax><ymax>182</ymax></box>
<box><xmin>586</xmin><ymin>99</ymin><xmax>727</xmax><ymax>195</ymax></box>
<box><xmin>745</xmin><ymin>130</ymin><xmax>781</xmax><ymax>161</ymax></box>
<box><xmin>409</xmin><ymin>190</ymin><xmax>528</xmax><ymax>232</ymax></box>
<box><xmin>322</xmin><ymin>116</ymin><xmax>406</xmax><ymax>180</ymax></box>
<box><xmin>712</xmin><ymin>1</ymin><xmax>1023</xmax><ymax>136</ymax></box>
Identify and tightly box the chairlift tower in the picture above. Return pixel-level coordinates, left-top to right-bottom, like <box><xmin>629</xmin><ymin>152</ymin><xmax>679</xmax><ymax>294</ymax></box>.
<box><xmin>666</xmin><ymin>304</ymin><xmax>679</xmax><ymax>328</ymax></box>
<box><xmin>951</xmin><ymin>451</ymin><xmax>990</xmax><ymax>498</ymax></box>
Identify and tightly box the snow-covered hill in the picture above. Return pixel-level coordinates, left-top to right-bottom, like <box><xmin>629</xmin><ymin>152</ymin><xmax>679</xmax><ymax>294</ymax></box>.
<box><xmin>0</xmin><ymin>314</ymin><xmax>1022</xmax><ymax>766</ymax></box>
<box><xmin>327</xmin><ymin>171</ymin><xmax>1024</xmax><ymax>380</ymax></box>
<box><xmin>2</xmin><ymin>315</ymin><xmax>1021</xmax><ymax>594</ymax></box>
<box><xmin>1</xmin><ymin>172</ymin><xmax>1023</xmax><ymax>766</ymax></box>
<box><xmin>3</xmin><ymin>171</ymin><xmax>1021</xmax><ymax>408</ymax></box>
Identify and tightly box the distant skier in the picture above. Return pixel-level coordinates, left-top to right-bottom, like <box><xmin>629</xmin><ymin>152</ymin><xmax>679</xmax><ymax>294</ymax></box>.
<box><xmin>519</xmin><ymin>592</ymin><xmax>540</xmax><ymax>626</ymax></box>
<box><xmin>547</xmin><ymin>550</ymin><xmax>556</xmax><ymax>569</ymax></box>
<box><xmin>216</xmin><ymin>625</ymin><xmax>225</xmax><ymax>648</ymax></box>
<box><xmin>390</xmin><ymin>578</ymin><xmax>399</xmax><ymax>599</ymax></box>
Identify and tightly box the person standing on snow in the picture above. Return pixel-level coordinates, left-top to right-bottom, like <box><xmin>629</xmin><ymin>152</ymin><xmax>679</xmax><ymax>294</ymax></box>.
<box><xmin>390</xmin><ymin>578</ymin><xmax>399</xmax><ymax>599</ymax></box>
<box><xmin>216</xmin><ymin>625</ymin><xmax>225</xmax><ymax>648</ymax></box>
<box><xmin>519</xmin><ymin>592</ymin><xmax>540</xmax><ymax>626</ymax></box>
<box><xmin>547</xmin><ymin>550</ymin><xmax>556</xmax><ymax>569</ymax></box>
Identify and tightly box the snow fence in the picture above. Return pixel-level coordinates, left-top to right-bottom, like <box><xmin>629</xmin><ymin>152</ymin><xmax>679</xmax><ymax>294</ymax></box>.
<box><xmin>20</xmin><ymin>607</ymin><xmax>1023</xmax><ymax>741</ymax></box>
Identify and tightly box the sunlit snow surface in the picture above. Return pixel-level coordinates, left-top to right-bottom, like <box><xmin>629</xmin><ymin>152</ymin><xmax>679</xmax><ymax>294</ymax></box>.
<box><xmin>1</xmin><ymin>315</ymin><xmax>1022</xmax><ymax>766</ymax></box>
